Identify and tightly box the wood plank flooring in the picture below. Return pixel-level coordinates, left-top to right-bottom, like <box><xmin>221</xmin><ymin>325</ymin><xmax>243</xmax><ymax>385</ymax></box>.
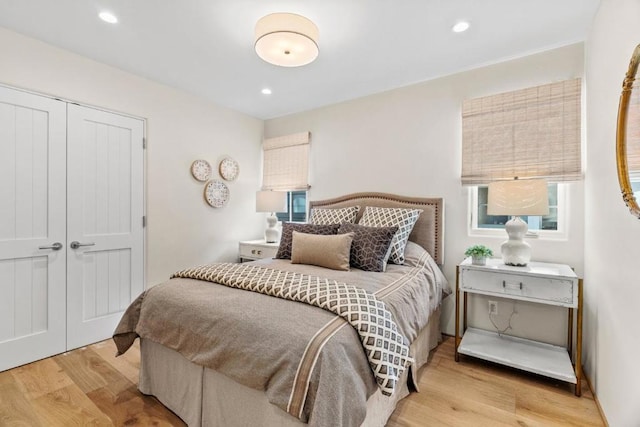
<box><xmin>0</xmin><ymin>336</ymin><xmax>604</xmax><ymax>426</ymax></box>
<box><xmin>389</xmin><ymin>338</ymin><xmax>604</xmax><ymax>426</ymax></box>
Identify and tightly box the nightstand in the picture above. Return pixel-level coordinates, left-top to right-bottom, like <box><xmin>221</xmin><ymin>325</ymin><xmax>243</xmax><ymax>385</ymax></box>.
<box><xmin>238</xmin><ymin>239</ymin><xmax>279</xmax><ymax>262</ymax></box>
<box><xmin>454</xmin><ymin>257</ymin><xmax>583</xmax><ymax>396</ymax></box>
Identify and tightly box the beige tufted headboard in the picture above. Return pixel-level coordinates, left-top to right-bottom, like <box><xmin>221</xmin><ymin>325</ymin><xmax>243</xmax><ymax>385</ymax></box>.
<box><xmin>308</xmin><ymin>192</ymin><xmax>444</xmax><ymax>265</ymax></box>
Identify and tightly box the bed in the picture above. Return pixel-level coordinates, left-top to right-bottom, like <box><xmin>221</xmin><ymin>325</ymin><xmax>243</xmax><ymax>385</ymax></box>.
<box><xmin>114</xmin><ymin>192</ymin><xmax>447</xmax><ymax>427</ymax></box>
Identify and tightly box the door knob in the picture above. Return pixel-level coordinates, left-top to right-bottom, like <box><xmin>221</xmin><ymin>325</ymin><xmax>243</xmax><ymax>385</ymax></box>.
<box><xmin>70</xmin><ymin>241</ymin><xmax>95</xmax><ymax>249</ymax></box>
<box><xmin>38</xmin><ymin>242</ymin><xmax>63</xmax><ymax>251</ymax></box>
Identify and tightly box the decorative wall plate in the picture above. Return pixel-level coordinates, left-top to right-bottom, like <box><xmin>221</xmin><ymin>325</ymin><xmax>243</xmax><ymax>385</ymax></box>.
<box><xmin>191</xmin><ymin>159</ymin><xmax>212</xmax><ymax>182</ymax></box>
<box><xmin>219</xmin><ymin>157</ymin><xmax>240</xmax><ymax>181</ymax></box>
<box><xmin>204</xmin><ymin>179</ymin><xmax>230</xmax><ymax>208</ymax></box>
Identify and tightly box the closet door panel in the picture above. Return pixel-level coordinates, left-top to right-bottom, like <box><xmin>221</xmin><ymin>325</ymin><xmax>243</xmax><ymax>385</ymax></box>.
<box><xmin>66</xmin><ymin>105</ymin><xmax>144</xmax><ymax>350</ymax></box>
<box><xmin>0</xmin><ymin>86</ymin><xmax>66</xmax><ymax>372</ymax></box>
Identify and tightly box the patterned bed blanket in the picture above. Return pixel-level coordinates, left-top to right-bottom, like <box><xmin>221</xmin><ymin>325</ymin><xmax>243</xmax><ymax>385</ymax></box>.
<box><xmin>171</xmin><ymin>263</ymin><xmax>413</xmax><ymax>397</ymax></box>
<box><xmin>113</xmin><ymin>242</ymin><xmax>448</xmax><ymax>427</ymax></box>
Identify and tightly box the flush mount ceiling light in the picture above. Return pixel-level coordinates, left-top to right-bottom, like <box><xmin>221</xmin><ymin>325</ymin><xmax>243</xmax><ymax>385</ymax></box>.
<box><xmin>452</xmin><ymin>21</ymin><xmax>470</xmax><ymax>33</ymax></box>
<box><xmin>99</xmin><ymin>11</ymin><xmax>118</xmax><ymax>24</ymax></box>
<box><xmin>255</xmin><ymin>13</ymin><xmax>319</xmax><ymax>67</ymax></box>
<box><xmin>261</xmin><ymin>88</ymin><xmax>272</xmax><ymax>95</ymax></box>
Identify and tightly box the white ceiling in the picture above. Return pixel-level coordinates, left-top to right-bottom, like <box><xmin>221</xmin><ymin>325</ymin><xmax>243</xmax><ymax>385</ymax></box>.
<box><xmin>0</xmin><ymin>0</ymin><xmax>600</xmax><ymax>119</ymax></box>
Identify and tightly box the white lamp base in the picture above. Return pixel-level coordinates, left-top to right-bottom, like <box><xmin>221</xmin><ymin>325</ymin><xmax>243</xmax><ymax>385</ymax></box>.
<box><xmin>264</xmin><ymin>214</ymin><xmax>280</xmax><ymax>243</ymax></box>
<box><xmin>501</xmin><ymin>216</ymin><xmax>531</xmax><ymax>266</ymax></box>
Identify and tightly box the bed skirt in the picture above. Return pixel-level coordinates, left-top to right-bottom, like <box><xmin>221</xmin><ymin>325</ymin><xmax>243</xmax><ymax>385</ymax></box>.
<box><xmin>139</xmin><ymin>307</ymin><xmax>441</xmax><ymax>427</ymax></box>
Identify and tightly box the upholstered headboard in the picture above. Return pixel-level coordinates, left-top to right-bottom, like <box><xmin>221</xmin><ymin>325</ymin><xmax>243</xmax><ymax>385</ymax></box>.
<box><xmin>309</xmin><ymin>192</ymin><xmax>444</xmax><ymax>265</ymax></box>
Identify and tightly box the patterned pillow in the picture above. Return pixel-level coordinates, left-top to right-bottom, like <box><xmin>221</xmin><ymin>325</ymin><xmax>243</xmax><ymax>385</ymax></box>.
<box><xmin>358</xmin><ymin>207</ymin><xmax>423</xmax><ymax>265</ymax></box>
<box><xmin>308</xmin><ymin>206</ymin><xmax>359</xmax><ymax>225</ymax></box>
<box><xmin>338</xmin><ymin>223</ymin><xmax>398</xmax><ymax>272</ymax></box>
<box><xmin>276</xmin><ymin>222</ymin><xmax>341</xmax><ymax>259</ymax></box>
<box><xmin>291</xmin><ymin>231</ymin><xmax>355</xmax><ymax>271</ymax></box>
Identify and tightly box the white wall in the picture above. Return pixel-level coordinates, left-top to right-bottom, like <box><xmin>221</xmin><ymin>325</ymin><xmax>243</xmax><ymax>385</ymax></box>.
<box><xmin>266</xmin><ymin>44</ymin><xmax>585</xmax><ymax>345</ymax></box>
<box><xmin>0</xmin><ymin>27</ymin><xmax>265</xmax><ymax>287</ymax></box>
<box><xmin>585</xmin><ymin>0</ymin><xmax>640</xmax><ymax>425</ymax></box>
<box><xmin>4</xmin><ymin>16</ymin><xmax>629</xmax><ymax>421</ymax></box>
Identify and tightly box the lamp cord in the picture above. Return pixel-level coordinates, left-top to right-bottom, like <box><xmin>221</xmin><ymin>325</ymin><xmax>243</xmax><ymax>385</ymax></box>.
<box><xmin>489</xmin><ymin>303</ymin><xmax>517</xmax><ymax>337</ymax></box>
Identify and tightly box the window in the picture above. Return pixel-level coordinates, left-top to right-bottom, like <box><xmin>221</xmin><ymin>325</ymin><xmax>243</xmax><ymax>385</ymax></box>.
<box><xmin>462</xmin><ymin>80</ymin><xmax>580</xmax><ymax>240</ymax></box>
<box><xmin>276</xmin><ymin>191</ymin><xmax>307</xmax><ymax>222</ymax></box>
<box><xmin>633</xmin><ymin>179</ymin><xmax>640</xmax><ymax>198</ymax></box>
<box><xmin>262</xmin><ymin>132</ymin><xmax>310</xmax><ymax>223</ymax></box>
<box><xmin>470</xmin><ymin>183</ymin><xmax>565</xmax><ymax>237</ymax></box>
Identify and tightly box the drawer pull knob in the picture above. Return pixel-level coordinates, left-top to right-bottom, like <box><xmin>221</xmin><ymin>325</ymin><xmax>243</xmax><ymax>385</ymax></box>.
<box><xmin>502</xmin><ymin>280</ymin><xmax>524</xmax><ymax>290</ymax></box>
<box><xmin>257</xmin><ymin>250</ymin><xmax>262</xmax><ymax>255</ymax></box>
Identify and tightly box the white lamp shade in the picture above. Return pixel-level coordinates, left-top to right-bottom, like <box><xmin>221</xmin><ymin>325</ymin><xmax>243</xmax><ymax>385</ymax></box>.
<box><xmin>255</xmin><ymin>13</ymin><xmax>319</xmax><ymax>67</ymax></box>
<box><xmin>256</xmin><ymin>190</ymin><xmax>287</xmax><ymax>213</ymax></box>
<box><xmin>488</xmin><ymin>179</ymin><xmax>549</xmax><ymax>216</ymax></box>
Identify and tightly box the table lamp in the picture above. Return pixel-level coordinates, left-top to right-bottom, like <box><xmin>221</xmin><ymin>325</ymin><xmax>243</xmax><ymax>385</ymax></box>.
<box><xmin>487</xmin><ymin>179</ymin><xmax>549</xmax><ymax>266</ymax></box>
<box><xmin>256</xmin><ymin>191</ymin><xmax>288</xmax><ymax>243</ymax></box>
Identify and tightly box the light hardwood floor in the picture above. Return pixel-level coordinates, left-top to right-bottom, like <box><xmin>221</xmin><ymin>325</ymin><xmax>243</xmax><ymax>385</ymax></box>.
<box><xmin>0</xmin><ymin>336</ymin><xmax>604</xmax><ymax>426</ymax></box>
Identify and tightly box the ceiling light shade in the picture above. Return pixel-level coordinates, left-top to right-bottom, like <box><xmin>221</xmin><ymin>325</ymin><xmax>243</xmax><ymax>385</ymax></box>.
<box><xmin>255</xmin><ymin>13</ymin><xmax>319</xmax><ymax>67</ymax></box>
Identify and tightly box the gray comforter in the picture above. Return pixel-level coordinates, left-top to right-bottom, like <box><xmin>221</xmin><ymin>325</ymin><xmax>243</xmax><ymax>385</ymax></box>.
<box><xmin>113</xmin><ymin>242</ymin><xmax>448</xmax><ymax>427</ymax></box>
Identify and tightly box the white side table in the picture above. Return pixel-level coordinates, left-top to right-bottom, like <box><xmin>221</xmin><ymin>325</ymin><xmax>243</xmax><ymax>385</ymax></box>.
<box><xmin>238</xmin><ymin>239</ymin><xmax>279</xmax><ymax>262</ymax></box>
<box><xmin>454</xmin><ymin>257</ymin><xmax>583</xmax><ymax>396</ymax></box>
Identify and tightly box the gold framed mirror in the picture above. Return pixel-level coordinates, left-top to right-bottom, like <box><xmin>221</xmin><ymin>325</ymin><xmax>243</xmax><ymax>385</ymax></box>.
<box><xmin>616</xmin><ymin>43</ymin><xmax>640</xmax><ymax>219</ymax></box>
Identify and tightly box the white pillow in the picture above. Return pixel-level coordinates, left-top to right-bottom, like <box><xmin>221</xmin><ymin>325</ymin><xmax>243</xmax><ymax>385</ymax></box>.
<box><xmin>308</xmin><ymin>206</ymin><xmax>359</xmax><ymax>225</ymax></box>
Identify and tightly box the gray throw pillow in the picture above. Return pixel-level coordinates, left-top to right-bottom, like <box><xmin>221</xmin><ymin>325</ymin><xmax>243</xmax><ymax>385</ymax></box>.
<box><xmin>276</xmin><ymin>222</ymin><xmax>340</xmax><ymax>260</ymax></box>
<box><xmin>338</xmin><ymin>222</ymin><xmax>398</xmax><ymax>272</ymax></box>
<box><xmin>358</xmin><ymin>207</ymin><xmax>423</xmax><ymax>265</ymax></box>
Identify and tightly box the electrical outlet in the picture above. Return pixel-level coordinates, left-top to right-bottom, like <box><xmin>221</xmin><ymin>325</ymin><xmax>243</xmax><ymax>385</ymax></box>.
<box><xmin>488</xmin><ymin>300</ymin><xmax>498</xmax><ymax>315</ymax></box>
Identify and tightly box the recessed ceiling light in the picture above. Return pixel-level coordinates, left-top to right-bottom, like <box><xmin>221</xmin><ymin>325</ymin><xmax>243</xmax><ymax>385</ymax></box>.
<box><xmin>452</xmin><ymin>21</ymin><xmax>470</xmax><ymax>33</ymax></box>
<box><xmin>99</xmin><ymin>11</ymin><xmax>118</xmax><ymax>24</ymax></box>
<box><xmin>261</xmin><ymin>88</ymin><xmax>272</xmax><ymax>95</ymax></box>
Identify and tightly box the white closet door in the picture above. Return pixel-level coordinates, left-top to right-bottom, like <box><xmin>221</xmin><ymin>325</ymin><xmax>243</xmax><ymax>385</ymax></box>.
<box><xmin>66</xmin><ymin>105</ymin><xmax>144</xmax><ymax>350</ymax></box>
<box><xmin>0</xmin><ymin>87</ymin><xmax>67</xmax><ymax>371</ymax></box>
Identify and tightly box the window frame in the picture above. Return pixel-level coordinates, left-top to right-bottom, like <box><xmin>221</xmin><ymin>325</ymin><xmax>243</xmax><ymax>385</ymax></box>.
<box><xmin>468</xmin><ymin>183</ymin><xmax>568</xmax><ymax>240</ymax></box>
<box><xmin>275</xmin><ymin>191</ymin><xmax>308</xmax><ymax>223</ymax></box>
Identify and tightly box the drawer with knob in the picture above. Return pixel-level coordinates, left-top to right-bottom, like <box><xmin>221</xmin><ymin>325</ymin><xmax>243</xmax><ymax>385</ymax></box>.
<box><xmin>459</xmin><ymin>264</ymin><xmax>577</xmax><ymax>307</ymax></box>
<box><xmin>238</xmin><ymin>240</ymin><xmax>279</xmax><ymax>261</ymax></box>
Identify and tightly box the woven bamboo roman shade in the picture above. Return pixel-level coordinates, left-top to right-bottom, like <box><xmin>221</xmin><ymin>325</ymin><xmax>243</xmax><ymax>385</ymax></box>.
<box><xmin>262</xmin><ymin>131</ymin><xmax>310</xmax><ymax>191</ymax></box>
<box><xmin>461</xmin><ymin>78</ymin><xmax>582</xmax><ymax>185</ymax></box>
